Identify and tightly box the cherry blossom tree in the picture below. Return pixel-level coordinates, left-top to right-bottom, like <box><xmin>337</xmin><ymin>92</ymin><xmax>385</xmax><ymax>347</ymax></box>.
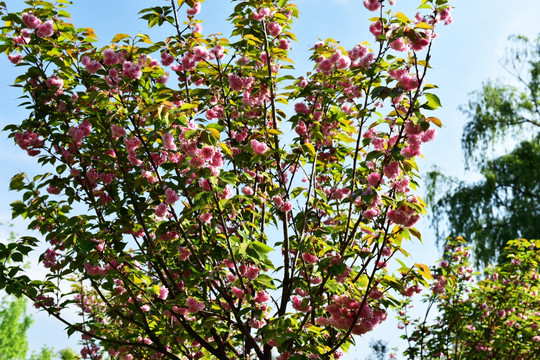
<box><xmin>0</xmin><ymin>0</ymin><xmax>452</xmax><ymax>359</ymax></box>
<box><xmin>399</xmin><ymin>238</ymin><xmax>540</xmax><ymax>359</ymax></box>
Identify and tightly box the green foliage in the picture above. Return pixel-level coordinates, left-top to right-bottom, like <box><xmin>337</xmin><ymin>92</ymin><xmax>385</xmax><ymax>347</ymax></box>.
<box><xmin>30</xmin><ymin>346</ymin><xmax>55</xmax><ymax>360</ymax></box>
<box><xmin>56</xmin><ymin>348</ymin><xmax>80</xmax><ymax>360</ymax></box>
<box><xmin>0</xmin><ymin>295</ymin><xmax>32</xmax><ymax>360</ymax></box>
<box><xmin>399</xmin><ymin>238</ymin><xmax>540</xmax><ymax>359</ymax></box>
<box><xmin>364</xmin><ymin>339</ymin><xmax>390</xmax><ymax>360</ymax></box>
<box><xmin>427</xmin><ymin>34</ymin><xmax>540</xmax><ymax>266</ymax></box>
<box><xmin>0</xmin><ymin>0</ymin><xmax>453</xmax><ymax>358</ymax></box>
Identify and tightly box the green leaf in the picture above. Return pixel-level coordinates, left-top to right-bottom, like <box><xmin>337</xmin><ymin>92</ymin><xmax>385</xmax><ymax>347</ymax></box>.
<box><xmin>111</xmin><ymin>33</ymin><xmax>130</xmax><ymax>43</ymax></box>
<box><xmin>424</xmin><ymin>93</ymin><xmax>442</xmax><ymax>110</ymax></box>
<box><xmin>252</xmin><ymin>241</ymin><xmax>274</xmax><ymax>255</ymax></box>
<box><xmin>9</xmin><ymin>173</ymin><xmax>26</xmax><ymax>191</ymax></box>
<box><xmin>302</xmin><ymin>143</ymin><xmax>316</xmax><ymax>156</ymax></box>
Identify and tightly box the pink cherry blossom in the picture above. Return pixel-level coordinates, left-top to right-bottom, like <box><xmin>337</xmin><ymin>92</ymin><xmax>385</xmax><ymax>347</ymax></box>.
<box><xmin>383</xmin><ymin>161</ymin><xmax>400</xmax><ymax>179</ymax></box>
<box><xmin>103</xmin><ymin>49</ymin><xmax>119</xmax><ymax>66</ymax></box>
<box><xmin>164</xmin><ymin>188</ymin><xmax>179</xmax><ymax>205</ymax></box>
<box><xmin>178</xmin><ymin>246</ymin><xmax>191</xmax><ymax>261</ymax></box>
<box><xmin>198</xmin><ymin>212</ymin><xmax>212</xmax><ymax>223</ymax></box>
<box><xmin>22</xmin><ymin>12</ymin><xmax>42</xmax><ymax>29</ymax></box>
<box><xmin>46</xmin><ymin>76</ymin><xmax>63</xmax><ymax>90</ymax></box>
<box><xmin>390</xmin><ymin>38</ymin><xmax>408</xmax><ymax>52</ymax></box>
<box><xmin>110</xmin><ymin>125</ymin><xmax>126</xmax><ymax>140</ymax></box>
<box><xmin>302</xmin><ymin>253</ymin><xmax>318</xmax><ymax>264</ymax></box>
<box><xmin>292</xmin><ymin>295</ymin><xmax>311</xmax><ymax>312</ymax></box>
<box><xmin>281</xmin><ymin>201</ymin><xmax>293</xmax><ymax>212</ymax></box>
<box><xmin>267</xmin><ymin>22</ymin><xmax>282</xmax><ymax>37</ymax></box>
<box><xmin>244</xmin><ymin>266</ymin><xmax>260</xmax><ymax>280</ymax></box>
<box><xmin>278</xmin><ymin>39</ymin><xmax>291</xmax><ymax>50</ymax></box>
<box><xmin>158</xmin><ymin>286</ymin><xmax>169</xmax><ymax>300</ymax></box>
<box><xmin>363</xmin><ymin>0</ymin><xmax>381</xmax><ymax>11</ymax></box>
<box><xmin>155</xmin><ymin>203</ymin><xmax>168</xmax><ymax>218</ymax></box>
<box><xmin>250</xmin><ymin>139</ymin><xmax>268</xmax><ymax>155</ymax></box>
<box><xmin>421</xmin><ymin>128</ymin><xmax>437</xmax><ymax>142</ymax></box>
<box><xmin>367</xmin><ymin>172</ymin><xmax>381</xmax><ymax>187</ymax></box>
<box><xmin>232</xmin><ymin>286</ymin><xmax>245</xmax><ymax>299</ymax></box>
<box><xmin>410</xmin><ymin>32</ymin><xmax>431</xmax><ymax>51</ymax></box>
<box><xmin>122</xmin><ymin>61</ymin><xmax>142</xmax><ymax>80</ymax></box>
<box><xmin>369</xmin><ymin>21</ymin><xmax>383</xmax><ymax>38</ymax></box>
<box><xmin>253</xmin><ymin>290</ymin><xmax>270</xmax><ymax>303</ymax></box>
<box><xmin>186</xmin><ymin>2</ymin><xmax>201</xmax><ymax>16</ymax></box>
<box><xmin>36</xmin><ymin>20</ymin><xmax>54</xmax><ymax>38</ymax></box>
<box><xmin>253</xmin><ymin>8</ymin><xmax>271</xmax><ymax>21</ymax></box>
<box><xmin>8</xmin><ymin>54</ymin><xmax>23</xmax><ymax>64</ymax></box>
<box><xmin>336</xmin><ymin>56</ymin><xmax>351</xmax><ymax>70</ymax></box>
<box><xmin>228</xmin><ymin>74</ymin><xmax>244</xmax><ymax>91</ymax></box>
<box><xmin>186</xmin><ymin>297</ymin><xmax>205</xmax><ymax>313</ymax></box>
<box><xmin>162</xmin><ymin>132</ymin><xmax>177</xmax><ymax>151</ymax></box>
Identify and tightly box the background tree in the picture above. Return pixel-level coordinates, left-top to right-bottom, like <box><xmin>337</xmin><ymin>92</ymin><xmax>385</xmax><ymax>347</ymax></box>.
<box><xmin>399</xmin><ymin>238</ymin><xmax>540</xmax><ymax>359</ymax></box>
<box><xmin>56</xmin><ymin>348</ymin><xmax>81</xmax><ymax>360</ymax></box>
<box><xmin>364</xmin><ymin>339</ymin><xmax>390</xmax><ymax>360</ymax></box>
<box><xmin>0</xmin><ymin>294</ymin><xmax>32</xmax><ymax>360</ymax></box>
<box><xmin>426</xmin><ymin>34</ymin><xmax>540</xmax><ymax>266</ymax></box>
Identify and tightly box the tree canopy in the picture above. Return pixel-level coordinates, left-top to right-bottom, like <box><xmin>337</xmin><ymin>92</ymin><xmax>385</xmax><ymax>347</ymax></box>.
<box><xmin>0</xmin><ymin>294</ymin><xmax>32</xmax><ymax>360</ymax></box>
<box><xmin>427</xmin><ymin>34</ymin><xmax>540</xmax><ymax>266</ymax></box>
<box><xmin>0</xmin><ymin>0</ymin><xmax>452</xmax><ymax>358</ymax></box>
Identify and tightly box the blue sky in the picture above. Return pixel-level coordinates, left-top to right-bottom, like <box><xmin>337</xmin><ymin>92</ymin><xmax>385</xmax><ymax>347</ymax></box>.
<box><xmin>0</xmin><ymin>0</ymin><xmax>539</xmax><ymax>358</ymax></box>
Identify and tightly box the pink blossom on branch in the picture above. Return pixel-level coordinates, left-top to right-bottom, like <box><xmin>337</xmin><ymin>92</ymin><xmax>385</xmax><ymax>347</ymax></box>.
<box><xmin>186</xmin><ymin>2</ymin><xmax>201</xmax><ymax>16</ymax></box>
<box><xmin>267</xmin><ymin>22</ymin><xmax>282</xmax><ymax>37</ymax></box>
<box><xmin>228</xmin><ymin>73</ymin><xmax>244</xmax><ymax>91</ymax></box>
<box><xmin>22</xmin><ymin>12</ymin><xmax>41</xmax><ymax>29</ymax></box>
<box><xmin>0</xmin><ymin>0</ymin><xmax>455</xmax><ymax>358</ymax></box>
<box><xmin>363</xmin><ymin>0</ymin><xmax>382</xmax><ymax>11</ymax></box>
<box><xmin>250</xmin><ymin>139</ymin><xmax>268</xmax><ymax>155</ymax></box>
<box><xmin>36</xmin><ymin>20</ymin><xmax>54</xmax><ymax>38</ymax></box>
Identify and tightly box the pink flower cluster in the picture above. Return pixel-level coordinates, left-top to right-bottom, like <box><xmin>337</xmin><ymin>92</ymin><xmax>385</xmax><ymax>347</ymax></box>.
<box><xmin>84</xmin><ymin>262</ymin><xmax>111</xmax><ymax>277</ymax></box>
<box><xmin>228</xmin><ymin>73</ymin><xmax>244</xmax><ymax>91</ymax></box>
<box><xmin>388</xmin><ymin>68</ymin><xmax>419</xmax><ymax>91</ymax></box>
<box><xmin>186</xmin><ymin>297</ymin><xmax>205</xmax><ymax>313</ymax></box>
<box><xmin>22</xmin><ymin>12</ymin><xmax>41</xmax><ymax>29</ymax></box>
<box><xmin>387</xmin><ymin>198</ymin><xmax>420</xmax><ymax>228</ymax></box>
<box><xmin>253</xmin><ymin>8</ymin><xmax>271</xmax><ymax>21</ymax></box>
<box><xmin>292</xmin><ymin>295</ymin><xmax>311</xmax><ymax>312</ymax></box>
<box><xmin>68</xmin><ymin>120</ymin><xmax>92</xmax><ymax>147</ymax></box>
<box><xmin>14</xmin><ymin>130</ymin><xmax>44</xmax><ymax>156</ymax></box>
<box><xmin>46</xmin><ymin>75</ymin><xmax>64</xmax><ymax>91</ymax></box>
<box><xmin>400</xmin><ymin>120</ymin><xmax>437</xmax><ymax>158</ymax></box>
<box><xmin>186</xmin><ymin>2</ymin><xmax>201</xmax><ymax>16</ymax></box>
<box><xmin>82</xmin><ymin>55</ymin><xmax>101</xmax><ymax>74</ymax></box>
<box><xmin>348</xmin><ymin>44</ymin><xmax>375</xmax><ymax>68</ymax></box>
<box><xmin>43</xmin><ymin>248</ymin><xmax>61</xmax><ymax>269</ymax></box>
<box><xmin>267</xmin><ymin>22</ymin><xmax>282</xmax><ymax>37</ymax></box>
<box><xmin>316</xmin><ymin>295</ymin><xmax>387</xmax><ymax>335</ymax></box>
<box><xmin>317</xmin><ymin>51</ymin><xmax>352</xmax><ymax>75</ymax></box>
<box><xmin>37</xmin><ymin>22</ymin><xmax>53</xmax><ymax>38</ymax></box>
<box><xmin>389</xmin><ymin>30</ymin><xmax>432</xmax><ymax>53</ymax></box>
<box><xmin>164</xmin><ymin>187</ymin><xmax>179</xmax><ymax>205</ymax></box>
<box><xmin>250</xmin><ymin>139</ymin><xmax>268</xmax><ymax>155</ymax></box>
<box><xmin>363</xmin><ymin>0</ymin><xmax>381</xmax><ymax>12</ymax></box>
<box><xmin>8</xmin><ymin>53</ymin><xmax>23</xmax><ymax>64</ymax></box>
<box><xmin>103</xmin><ymin>48</ymin><xmax>121</xmax><ymax>66</ymax></box>
<box><xmin>273</xmin><ymin>195</ymin><xmax>293</xmax><ymax>212</ymax></box>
